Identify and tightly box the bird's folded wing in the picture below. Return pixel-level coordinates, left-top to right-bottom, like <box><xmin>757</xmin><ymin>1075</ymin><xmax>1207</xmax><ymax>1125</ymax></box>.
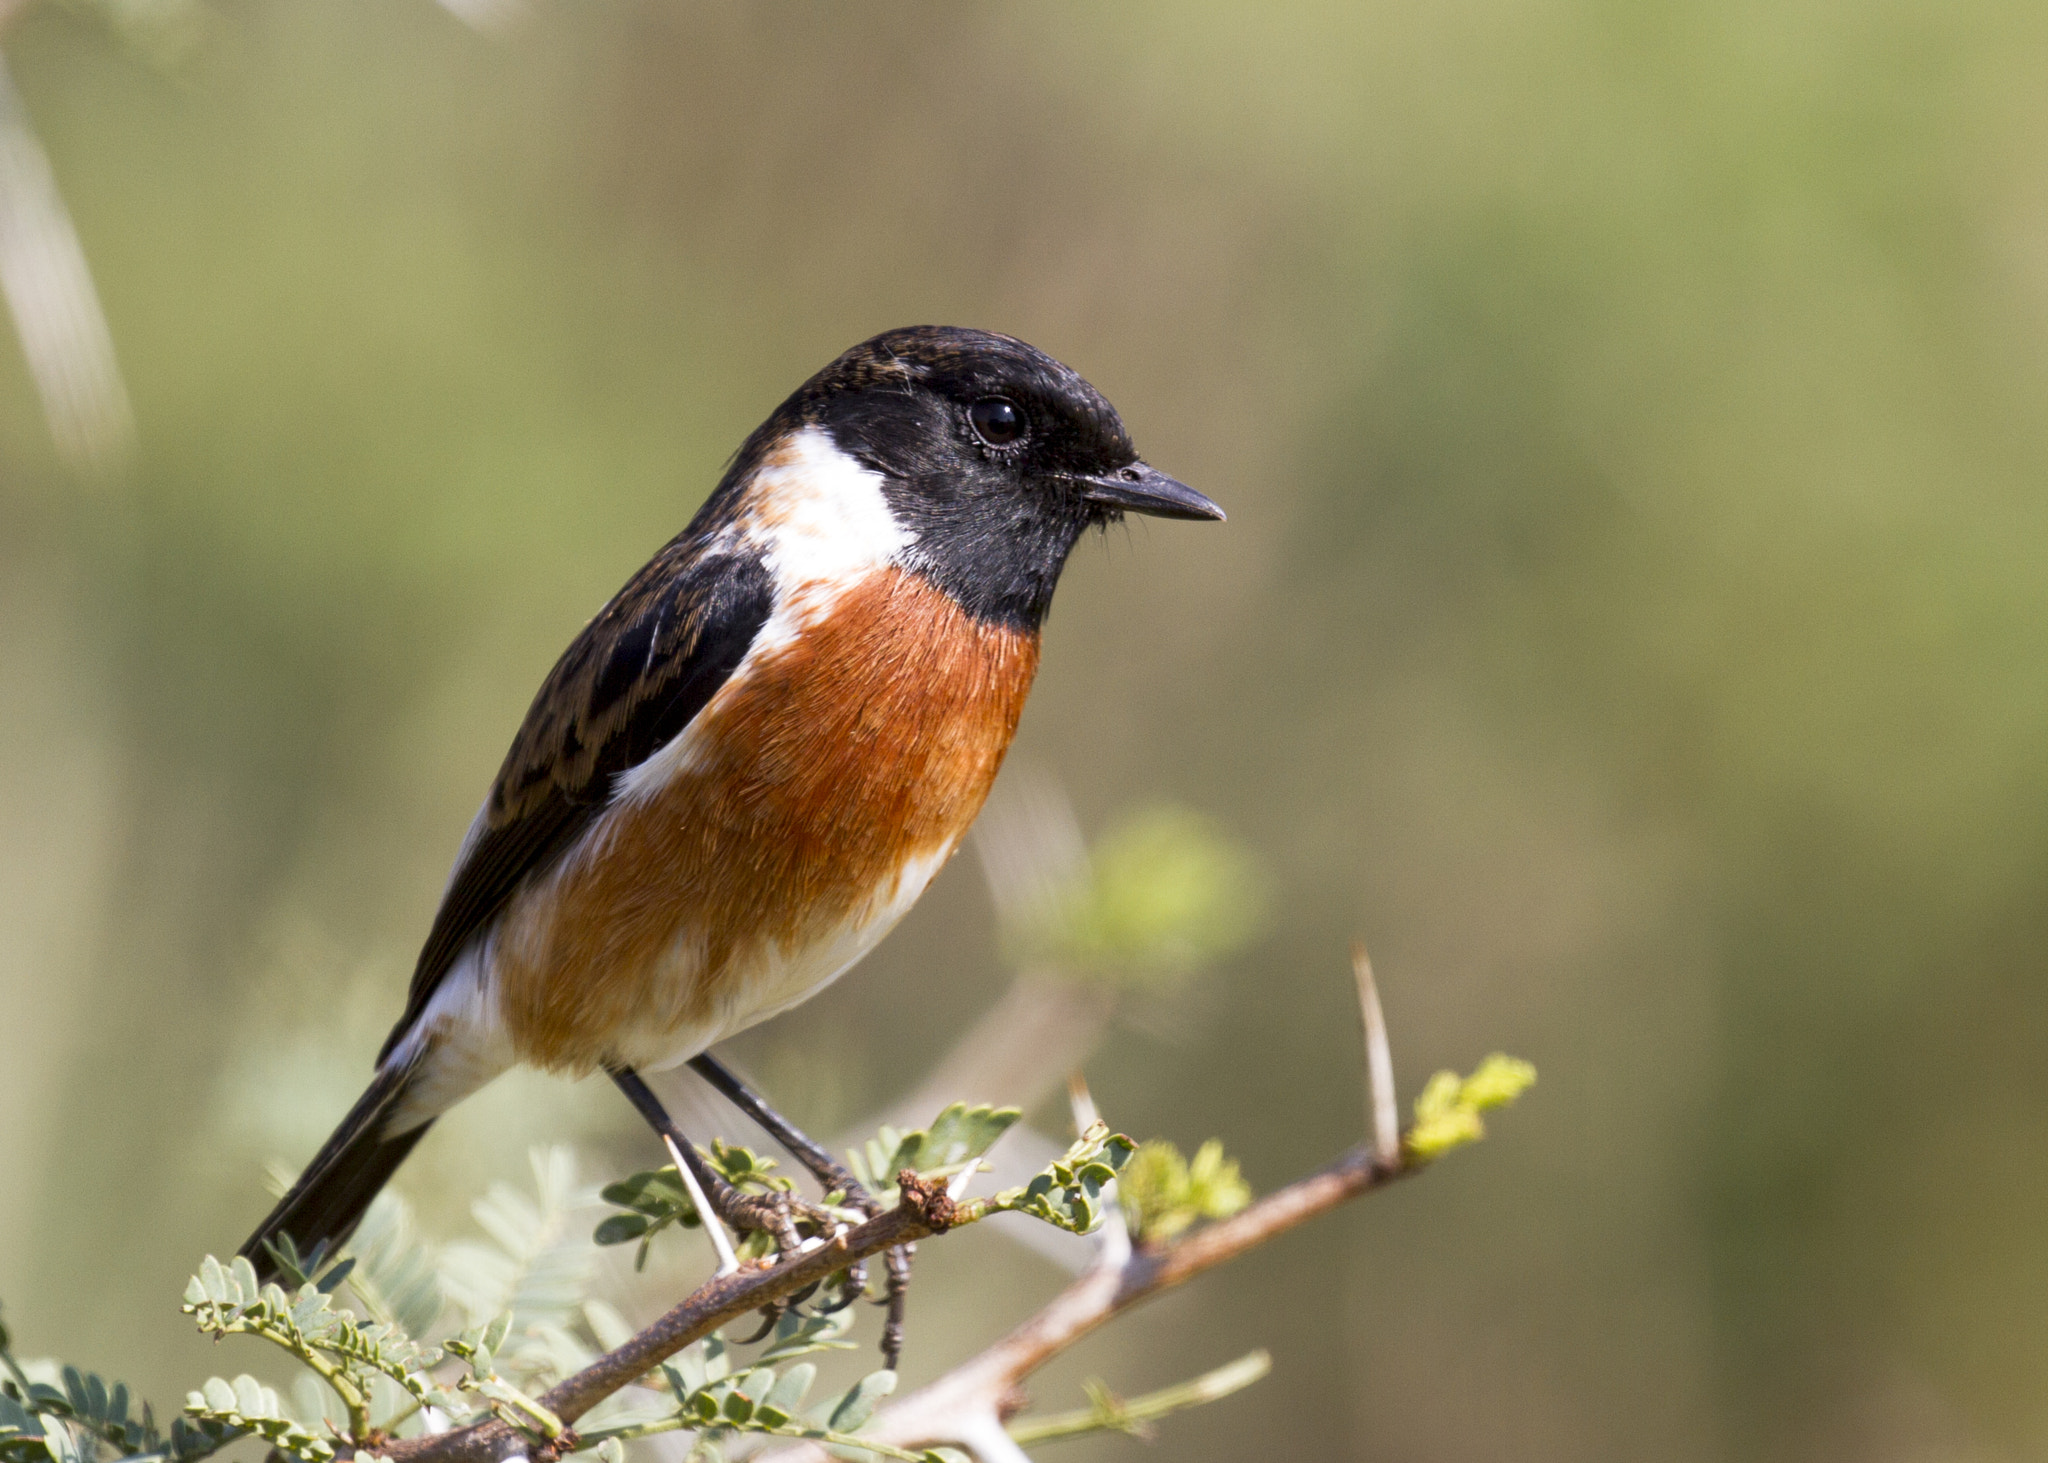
<box><xmin>377</xmin><ymin>538</ymin><xmax>776</xmax><ymax>1064</ymax></box>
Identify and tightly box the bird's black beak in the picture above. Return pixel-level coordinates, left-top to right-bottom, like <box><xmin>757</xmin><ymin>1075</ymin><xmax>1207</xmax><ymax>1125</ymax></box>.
<box><xmin>1074</xmin><ymin>461</ymin><xmax>1226</xmax><ymax>522</ymax></box>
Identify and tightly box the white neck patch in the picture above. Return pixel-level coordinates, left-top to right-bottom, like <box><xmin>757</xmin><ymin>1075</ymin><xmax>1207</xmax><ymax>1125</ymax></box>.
<box><xmin>743</xmin><ymin>425</ymin><xmax>911</xmax><ymax>589</ymax></box>
<box><xmin>604</xmin><ymin>423</ymin><xmax>914</xmax><ymax>803</ymax></box>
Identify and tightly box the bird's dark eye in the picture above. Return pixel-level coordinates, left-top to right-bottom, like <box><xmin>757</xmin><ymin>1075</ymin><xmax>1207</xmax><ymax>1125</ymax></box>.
<box><xmin>969</xmin><ymin>396</ymin><xmax>1026</xmax><ymax>447</ymax></box>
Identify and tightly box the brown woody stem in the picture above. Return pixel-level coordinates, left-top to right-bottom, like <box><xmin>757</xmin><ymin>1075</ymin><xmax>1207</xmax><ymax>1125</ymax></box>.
<box><xmin>835</xmin><ymin>1136</ymin><xmax>1420</xmax><ymax>1458</ymax></box>
<box><xmin>376</xmin><ymin>1189</ymin><xmax>951</xmax><ymax>1463</ymax></box>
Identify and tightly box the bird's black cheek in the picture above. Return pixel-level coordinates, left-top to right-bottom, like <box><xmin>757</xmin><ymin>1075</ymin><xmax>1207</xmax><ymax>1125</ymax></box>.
<box><xmin>821</xmin><ymin>393</ymin><xmax>960</xmax><ymax>483</ymax></box>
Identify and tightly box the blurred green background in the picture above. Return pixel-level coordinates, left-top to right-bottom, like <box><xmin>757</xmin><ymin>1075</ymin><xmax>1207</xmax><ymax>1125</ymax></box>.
<box><xmin>5</xmin><ymin>1</ymin><xmax>2048</xmax><ymax>1458</ymax></box>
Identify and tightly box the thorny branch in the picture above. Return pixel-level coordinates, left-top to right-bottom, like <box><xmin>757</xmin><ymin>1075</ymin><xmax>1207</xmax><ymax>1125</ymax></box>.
<box><xmin>378</xmin><ymin>940</ymin><xmax>1442</xmax><ymax>1463</ymax></box>
<box><xmin>763</xmin><ymin>1135</ymin><xmax>1420</xmax><ymax>1463</ymax></box>
<box><xmin>759</xmin><ymin>943</ymin><xmax>1424</xmax><ymax>1461</ymax></box>
<box><xmin>377</xmin><ymin>1186</ymin><xmax>960</xmax><ymax>1463</ymax></box>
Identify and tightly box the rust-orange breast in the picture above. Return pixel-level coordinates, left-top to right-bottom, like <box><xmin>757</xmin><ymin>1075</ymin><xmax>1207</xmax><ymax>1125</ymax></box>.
<box><xmin>491</xmin><ymin>567</ymin><xmax>1040</xmax><ymax>1072</ymax></box>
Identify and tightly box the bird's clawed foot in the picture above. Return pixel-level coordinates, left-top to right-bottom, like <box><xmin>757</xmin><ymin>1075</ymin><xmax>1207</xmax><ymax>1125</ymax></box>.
<box><xmin>698</xmin><ymin>1159</ymin><xmax>917</xmax><ymax>1367</ymax></box>
<box><xmin>693</xmin><ymin>1152</ymin><xmax>842</xmax><ymax>1262</ymax></box>
<box><xmin>617</xmin><ymin>1063</ymin><xmax>916</xmax><ymax>1366</ymax></box>
<box><xmin>686</xmin><ymin>1155</ymin><xmax>852</xmax><ymax>1341</ymax></box>
<box><xmin>806</xmin><ymin>1167</ymin><xmax>915</xmax><ymax>1371</ymax></box>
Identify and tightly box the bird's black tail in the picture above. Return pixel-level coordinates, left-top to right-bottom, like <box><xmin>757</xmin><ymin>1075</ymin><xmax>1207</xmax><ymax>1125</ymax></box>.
<box><xmin>238</xmin><ymin>1060</ymin><xmax>434</xmax><ymax>1283</ymax></box>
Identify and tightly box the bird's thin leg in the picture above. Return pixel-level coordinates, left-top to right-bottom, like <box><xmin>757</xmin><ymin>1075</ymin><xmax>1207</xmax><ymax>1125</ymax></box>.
<box><xmin>687</xmin><ymin>1053</ymin><xmax>877</xmax><ymax>1318</ymax></box>
<box><xmin>608</xmin><ymin>1066</ymin><xmax>813</xmax><ymax>1263</ymax></box>
<box><xmin>688</xmin><ymin>1052</ymin><xmax>915</xmax><ymax>1366</ymax></box>
<box><xmin>687</xmin><ymin>1053</ymin><xmax>868</xmax><ymax>1200</ymax></box>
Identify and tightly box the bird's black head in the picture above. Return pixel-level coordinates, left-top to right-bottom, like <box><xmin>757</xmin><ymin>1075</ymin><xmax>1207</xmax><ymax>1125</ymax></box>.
<box><xmin>767</xmin><ymin>325</ymin><xmax>1223</xmax><ymax>631</ymax></box>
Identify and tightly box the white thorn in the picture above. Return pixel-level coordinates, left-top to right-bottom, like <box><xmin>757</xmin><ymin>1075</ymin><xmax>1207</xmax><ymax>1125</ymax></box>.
<box><xmin>1353</xmin><ymin>943</ymin><xmax>1400</xmax><ymax>1167</ymax></box>
<box><xmin>664</xmin><ymin>1132</ymin><xmax>740</xmax><ymax>1276</ymax></box>
<box><xmin>1065</xmin><ymin>1070</ymin><xmax>1100</xmax><ymax>1135</ymax></box>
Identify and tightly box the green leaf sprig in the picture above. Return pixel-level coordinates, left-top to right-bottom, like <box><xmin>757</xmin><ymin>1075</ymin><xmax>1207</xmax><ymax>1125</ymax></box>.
<box><xmin>1</xmin><ymin>1341</ymin><xmax>224</xmax><ymax>1463</ymax></box>
<box><xmin>1405</xmin><ymin>1053</ymin><xmax>1538</xmax><ymax>1159</ymax></box>
<box><xmin>593</xmin><ymin>1140</ymin><xmax>798</xmax><ymax>1269</ymax></box>
<box><xmin>570</xmin><ymin>1326</ymin><xmax>948</xmax><ymax>1463</ymax></box>
<box><xmin>181</xmin><ymin>1255</ymin><xmax>451</xmax><ymax>1447</ymax></box>
<box><xmin>1118</xmin><ymin>1139</ymin><xmax>1252</xmax><ymax>1245</ymax></box>
<box><xmin>179</xmin><ymin>1377</ymin><xmax>333</xmax><ymax>1463</ymax></box>
<box><xmin>957</xmin><ymin>1122</ymin><xmax>1136</xmax><ymax>1235</ymax></box>
<box><xmin>844</xmin><ymin>1103</ymin><xmax>1021</xmax><ymax>1206</ymax></box>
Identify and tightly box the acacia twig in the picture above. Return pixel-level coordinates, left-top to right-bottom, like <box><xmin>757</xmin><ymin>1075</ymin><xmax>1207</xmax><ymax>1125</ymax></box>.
<box><xmin>381</xmin><ymin>940</ymin><xmax>1486</xmax><ymax>1463</ymax></box>
<box><xmin>380</xmin><ymin>1104</ymin><xmax>1422</xmax><ymax>1463</ymax></box>
<box><xmin>765</xmin><ymin>1132</ymin><xmax>1423</xmax><ymax>1462</ymax></box>
<box><xmin>760</xmin><ymin>945</ymin><xmax>1431</xmax><ymax>1460</ymax></box>
<box><xmin>1004</xmin><ymin>1349</ymin><xmax>1271</xmax><ymax>1446</ymax></box>
<box><xmin>377</xmin><ymin>1188</ymin><xmax>955</xmax><ymax>1463</ymax></box>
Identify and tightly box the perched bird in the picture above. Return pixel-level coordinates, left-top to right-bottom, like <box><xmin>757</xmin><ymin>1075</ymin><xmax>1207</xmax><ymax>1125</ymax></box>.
<box><xmin>238</xmin><ymin>326</ymin><xmax>1223</xmax><ymax>1345</ymax></box>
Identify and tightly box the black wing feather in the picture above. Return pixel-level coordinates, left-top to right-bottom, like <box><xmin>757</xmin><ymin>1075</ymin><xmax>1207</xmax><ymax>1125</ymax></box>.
<box><xmin>377</xmin><ymin>544</ymin><xmax>776</xmax><ymax>1064</ymax></box>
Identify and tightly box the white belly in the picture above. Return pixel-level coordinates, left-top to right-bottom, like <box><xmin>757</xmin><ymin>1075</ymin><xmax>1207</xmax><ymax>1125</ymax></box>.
<box><xmin>613</xmin><ymin>837</ymin><xmax>957</xmax><ymax>1072</ymax></box>
<box><xmin>390</xmin><ymin>834</ymin><xmax>959</xmax><ymax>1130</ymax></box>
